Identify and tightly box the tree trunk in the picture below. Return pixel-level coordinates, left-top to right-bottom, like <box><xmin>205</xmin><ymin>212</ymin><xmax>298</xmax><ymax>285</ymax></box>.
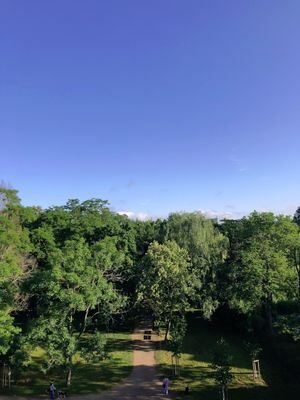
<box><xmin>66</xmin><ymin>356</ymin><xmax>72</xmax><ymax>387</ymax></box>
<box><xmin>176</xmin><ymin>356</ymin><xmax>180</xmax><ymax>376</ymax></box>
<box><xmin>164</xmin><ymin>320</ymin><xmax>171</xmax><ymax>342</ymax></box>
<box><xmin>8</xmin><ymin>367</ymin><xmax>11</xmax><ymax>390</ymax></box>
<box><xmin>66</xmin><ymin>366</ymin><xmax>72</xmax><ymax>386</ymax></box>
<box><xmin>221</xmin><ymin>385</ymin><xmax>226</xmax><ymax>400</ymax></box>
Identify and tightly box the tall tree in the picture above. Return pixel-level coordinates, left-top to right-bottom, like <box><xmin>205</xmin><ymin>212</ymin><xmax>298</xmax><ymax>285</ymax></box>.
<box><xmin>0</xmin><ymin>187</ymin><xmax>33</xmax><ymax>359</ymax></box>
<box><xmin>137</xmin><ymin>240</ymin><xmax>195</xmax><ymax>340</ymax></box>
<box><xmin>165</xmin><ymin>212</ymin><xmax>228</xmax><ymax>317</ymax></box>
<box><xmin>29</xmin><ymin>238</ymin><xmax>123</xmax><ymax>385</ymax></box>
<box><xmin>211</xmin><ymin>338</ymin><xmax>233</xmax><ymax>400</ymax></box>
<box><xmin>225</xmin><ymin>212</ymin><xmax>298</xmax><ymax>334</ymax></box>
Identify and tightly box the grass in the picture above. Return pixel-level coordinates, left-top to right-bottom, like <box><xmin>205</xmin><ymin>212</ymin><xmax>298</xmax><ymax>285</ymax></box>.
<box><xmin>5</xmin><ymin>332</ymin><xmax>133</xmax><ymax>397</ymax></box>
<box><xmin>155</xmin><ymin>318</ymin><xmax>284</xmax><ymax>400</ymax></box>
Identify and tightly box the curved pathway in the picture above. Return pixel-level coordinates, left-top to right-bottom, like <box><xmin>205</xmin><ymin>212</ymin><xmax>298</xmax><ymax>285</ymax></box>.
<box><xmin>0</xmin><ymin>326</ymin><xmax>173</xmax><ymax>400</ymax></box>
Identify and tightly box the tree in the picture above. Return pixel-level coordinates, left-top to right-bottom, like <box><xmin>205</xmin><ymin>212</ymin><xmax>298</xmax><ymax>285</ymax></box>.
<box><xmin>29</xmin><ymin>238</ymin><xmax>123</xmax><ymax>386</ymax></box>
<box><xmin>225</xmin><ymin>212</ymin><xmax>297</xmax><ymax>334</ymax></box>
<box><xmin>0</xmin><ymin>187</ymin><xmax>33</xmax><ymax>359</ymax></box>
<box><xmin>167</xmin><ymin>315</ymin><xmax>186</xmax><ymax>375</ymax></box>
<box><xmin>282</xmin><ymin>224</ymin><xmax>300</xmax><ymax>302</ymax></box>
<box><xmin>165</xmin><ymin>212</ymin><xmax>228</xmax><ymax>318</ymax></box>
<box><xmin>137</xmin><ymin>241</ymin><xmax>195</xmax><ymax>340</ymax></box>
<box><xmin>0</xmin><ymin>187</ymin><xmax>36</xmax><ymax>388</ymax></box>
<box><xmin>293</xmin><ymin>207</ymin><xmax>300</xmax><ymax>226</ymax></box>
<box><xmin>211</xmin><ymin>338</ymin><xmax>233</xmax><ymax>400</ymax></box>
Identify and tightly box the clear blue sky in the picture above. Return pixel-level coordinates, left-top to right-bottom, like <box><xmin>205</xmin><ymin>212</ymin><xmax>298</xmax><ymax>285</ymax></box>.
<box><xmin>1</xmin><ymin>0</ymin><xmax>299</xmax><ymax>219</ymax></box>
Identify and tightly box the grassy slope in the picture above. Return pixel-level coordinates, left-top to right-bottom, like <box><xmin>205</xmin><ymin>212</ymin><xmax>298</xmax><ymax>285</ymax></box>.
<box><xmin>6</xmin><ymin>332</ymin><xmax>133</xmax><ymax>397</ymax></box>
<box><xmin>155</xmin><ymin>318</ymin><xmax>283</xmax><ymax>400</ymax></box>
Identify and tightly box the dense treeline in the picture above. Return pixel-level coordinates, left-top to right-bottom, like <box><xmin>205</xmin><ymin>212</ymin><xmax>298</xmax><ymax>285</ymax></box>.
<box><xmin>1</xmin><ymin>186</ymin><xmax>300</xmax><ymax>387</ymax></box>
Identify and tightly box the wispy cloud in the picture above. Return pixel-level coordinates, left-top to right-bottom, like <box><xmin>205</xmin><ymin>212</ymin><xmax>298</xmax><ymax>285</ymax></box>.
<box><xmin>117</xmin><ymin>210</ymin><xmax>153</xmax><ymax>221</ymax></box>
<box><xmin>198</xmin><ymin>208</ymin><xmax>247</xmax><ymax>220</ymax></box>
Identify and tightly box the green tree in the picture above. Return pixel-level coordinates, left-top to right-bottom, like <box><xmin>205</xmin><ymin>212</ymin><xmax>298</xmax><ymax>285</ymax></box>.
<box><xmin>29</xmin><ymin>238</ymin><xmax>123</xmax><ymax>386</ymax></box>
<box><xmin>225</xmin><ymin>212</ymin><xmax>297</xmax><ymax>334</ymax></box>
<box><xmin>137</xmin><ymin>240</ymin><xmax>195</xmax><ymax>340</ymax></box>
<box><xmin>167</xmin><ymin>315</ymin><xmax>186</xmax><ymax>375</ymax></box>
<box><xmin>282</xmin><ymin>223</ymin><xmax>300</xmax><ymax>302</ymax></box>
<box><xmin>165</xmin><ymin>212</ymin><xmax>228</xmax><ymax>317</ymax></box>
<box><xmin>0</xmin><ymin>187</ymin><xmax>33</xmax><ymax>358</ymax></box>
<box><xmin>211</xmin><ymin>338</ymin><xmax>233</xmax><ymax>400</ymax></box>
<box><xmin>293</xmin><ymin>207</ymin><xmax>300</xmax><ymax>226</ymax></box>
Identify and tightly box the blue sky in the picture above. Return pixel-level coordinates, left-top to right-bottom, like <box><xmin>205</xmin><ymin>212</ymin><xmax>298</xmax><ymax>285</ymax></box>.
<box><xmin>1</xmin><ymin>0</ymin><xmax>300</xmax><ymax>219</ymax></box>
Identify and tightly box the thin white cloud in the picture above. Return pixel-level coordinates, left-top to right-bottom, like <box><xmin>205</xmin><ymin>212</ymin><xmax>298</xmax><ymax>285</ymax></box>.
<box><xmin>198</xmin><ymin>209</ymin><xmax>247</xmax><ymax>220</ymax></box>
<box><xmin>117</xmin><ymin>211</ymin><xmax>153</xmax><ymax>221</ymax></box>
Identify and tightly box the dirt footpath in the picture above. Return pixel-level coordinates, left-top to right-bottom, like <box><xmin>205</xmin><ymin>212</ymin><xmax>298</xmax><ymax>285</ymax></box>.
<box><xmin>81</xmin><ymin>327</ymin><xmax>169</xmax><ymax>400</ymax></box>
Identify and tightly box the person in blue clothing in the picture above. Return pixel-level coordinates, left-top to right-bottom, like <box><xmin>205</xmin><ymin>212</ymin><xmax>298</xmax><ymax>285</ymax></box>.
<box><xmin>162</xmin><ymin>376</ymin><xmax>170</xmax><ymax>395</ymax></box>
<box><xmin>49</xmin><ymin>382</ymin><xmax>56</xmax><ymax>399</ymax></box>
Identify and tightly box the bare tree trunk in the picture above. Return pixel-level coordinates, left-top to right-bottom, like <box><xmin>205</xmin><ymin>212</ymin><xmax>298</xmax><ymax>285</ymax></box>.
<box><xmin>176</xmin><ymin>356</ymin><xmax>180</xmax><ymax>376</ymax></box>
<box><xmin>8</xmin><ymin>367</ymin><xmax>11</xmax><ymax>390</ymax></box>
<box><xmin>164</xmin><ymin>320</ymin><xmax>171</xmax><ymax>342</ymax></box>
<box><xmin>66</xmin><ymin>355</ymin><xmax>72</xmax><ymax>387</ymax></box>
<box><xmin>221</xmin><ymin>385</ymin><xmax>225</xmax><ymax>400</ymax></box>
<box><xmin>66</xmin><ymin>366</ymin><xmax>72</xmax><ymax>387</ymax></box>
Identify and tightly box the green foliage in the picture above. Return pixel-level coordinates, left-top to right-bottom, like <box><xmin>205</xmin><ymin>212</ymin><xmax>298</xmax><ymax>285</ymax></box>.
<box><xmin>212</xmin><ymin>337</ymin><xmax>232</xmax><ymax>367</ymax></box>
<box><xmin>0</xmin><ymin>186</ymin><xmax>33</xmax><ymax>357</ymax></box>
<box><xmin>28</xmin><ymin>234</ymin><xmax>124</xmax><ymax>384</ymax></box>
<box><xmin>0</xmin><ymin>313</ymin><xmax>21</xmax><ymax>356</ymax></box>
<box><xmin>30</xmin><ymin>315</ymin><xmax>76</xmax><ymax>372</ymax></box>
<box><xmin>245</xmin><ymin>341</ymin><xmax>262</xmax><ymax>361</ymax></box>
<box><xmin>5</xmin><ymin>332</ymin><xmax>133</xmax><ymax>396</ymax></box>
<box><xmin>137</xmin><ymin>240</ymin><xmax>195</xmax><ymax>336</ymax></box>
<box><xmin>275</xmin><ymin>314</ymin><xmax>300</xmax><ymax>342</ymax></box>
<box><xmin>80</xmin><ymin>332</ymin><xmax>107</xmax><ymax>363</ymax></box>
<box><xmin>223</xmin><ymin>212</ymin><xmax>299</xmax><ymax>333</ymax></box>
<box><xmin>165</xmin><ymin>212</ymin><xmax>228</xmax><ymax>318</ymax></box>
<box><xmin>156</xmin><ymin>318</ymin><xmax>269</xmax><ymax>400</ymax></box>
<box><xmin>211</xmin><ymin>338</ymin><xmax>234</xmax><ymax>399</ymax></box>
<box><xmin>167</xmin><ymin>315</ymin><xmax>187</xmax><ymax>357</ymax></box>
<box><xmin>2</xmin><ymin>187</ymin><xmax>300</xmax><ymax>395</ymax></box>
<box><xmin>293</xmin><ymin>207</ymin><xmax>300</xmax><ymax>226</ymax></box>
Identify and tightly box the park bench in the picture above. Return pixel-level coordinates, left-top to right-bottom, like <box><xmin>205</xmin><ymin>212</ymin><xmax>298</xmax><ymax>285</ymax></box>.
<box><xmin>144</xmin><ymin>330</ymin><xmax>152</xmax><ymax>340</ymax></box>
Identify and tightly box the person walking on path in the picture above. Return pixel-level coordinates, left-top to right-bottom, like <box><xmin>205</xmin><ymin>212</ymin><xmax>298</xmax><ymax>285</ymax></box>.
<box><xmin>162</xmin><ymin>376</ymin><xmax>170</xmax><ymax>395</ymax></box>
<box><xmin>49</xmin><ymin>382</ymin><xmax>56</xmax><ymax>400</ymax></box>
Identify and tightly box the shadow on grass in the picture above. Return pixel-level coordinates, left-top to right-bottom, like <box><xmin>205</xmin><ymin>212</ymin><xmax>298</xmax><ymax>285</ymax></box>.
<box><xmin>157</xmin><ymin>362</ymin><xmax>273</xmax><ymax>400</ymax></box>
<box><xmin>3</xmin><ymin>334</ymin><xmax>133</xmax><ymax>397</ymax></box>
<box><xmin>157</xmin><ymin>315</ymin><xmax>300</xmax><ymax>400</ymax></box>
<box><xmin>3</xmin><ymin>365</ymin><xmax>168</xmax><ymax>400</ymax></box>
<box><xmin>2</xmin><ymin>364</ymin><xmax>134</xmax><ymax>397</ymax></box>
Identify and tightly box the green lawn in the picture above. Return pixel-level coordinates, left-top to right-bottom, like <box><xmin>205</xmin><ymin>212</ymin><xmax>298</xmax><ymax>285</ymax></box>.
<box><xmin>5</xmin><ymin>332</ymin><xmax>133</xmax><ymax>397</ymax></box>
<box><xmin>155</xmin><ymin>319</ymin><xmax>287</xmax><ymax>400</ymax></box>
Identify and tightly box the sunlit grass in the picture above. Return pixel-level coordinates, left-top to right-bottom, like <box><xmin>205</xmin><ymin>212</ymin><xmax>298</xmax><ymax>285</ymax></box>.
<box><xmin>155</xmin><ymin>325</ymin><xmax>269</xmax><ymax>400</ymax></box>
<box><xmin>6</xmin><ymin>332</ymin><xmax>133</xmax><ymax>397</ymax></box>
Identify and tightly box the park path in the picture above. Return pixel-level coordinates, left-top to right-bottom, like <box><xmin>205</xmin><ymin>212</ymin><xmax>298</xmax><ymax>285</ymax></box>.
<box><xmin>0</xmin><ymin>324</ymin><xmax>175</xmax><ymax>400</ymax></box>
<box><xmin>79</xmin><ymin>324</ymin><xmax>171</xmax><ymax>400</ymax></box>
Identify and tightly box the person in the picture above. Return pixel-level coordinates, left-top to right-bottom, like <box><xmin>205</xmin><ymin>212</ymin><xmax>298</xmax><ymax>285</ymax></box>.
<box><xmin>162</xmin><ymin>376</ymin><xmax>170</xmax><ymax>395</ymax></box>
<box><xmin>49</xmin><ymin>382</ymin><xmax>56</xmax><ymax>400</ymax></box>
